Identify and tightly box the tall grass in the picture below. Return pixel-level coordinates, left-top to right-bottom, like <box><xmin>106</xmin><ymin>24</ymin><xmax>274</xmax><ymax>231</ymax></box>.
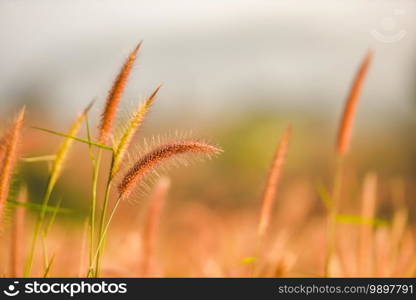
<box><xmin>0</xmin><ymin>108</ymin><xmax>25</xmax><ymax>223</ymax></box>
<box><xmin>2</xmin><ymin>44</ymin><xmax>410</xmax><ymax>278</ymax></box>
<box><xmin>324</xmin><ymin>50</ymin><xmax>373</xmax><ymax>277</ymax></box>
<box><xmin>24</xmin><ymin>103</ymin><xmax>92</xmax><ymax>276</ymax></box>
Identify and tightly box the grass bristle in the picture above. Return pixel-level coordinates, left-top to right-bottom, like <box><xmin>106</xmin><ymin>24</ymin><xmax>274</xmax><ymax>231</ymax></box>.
<box><xmin>48</xmin><ymin>102</ymin><xmax>93</xmax><ymax>189</ymax></box>
<box><xmin>111</xmin><ymin>86</ymin><xmax>161</xmax><ymax>178</ymax></box>
<box><xmin>118</xmin><ymin>140</ymin><xmax>222</xmax><ymax>199</ymax></box>
<box><xmin>257</xmin><ymin>125</ymin><xmax>291</xmax><ymax>238</ymax></box>
<box><xmin>336</xmin><ymin>50</ymin><xmax>373</xmax><ymax>156</ymax></box>
<box><xmin>98</xmin><ymin>42</ymin><xmax>142</xmax><ymax>144</ymax></box>
<box><xmin>0</xmin><ymin>107</ymin><xmax>25</xmax><ymax>223</ymax></box>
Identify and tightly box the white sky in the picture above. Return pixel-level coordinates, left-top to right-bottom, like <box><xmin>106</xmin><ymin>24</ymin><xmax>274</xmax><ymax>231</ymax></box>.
<box><xmin>0</xmin><ymin>0</ymin><xmax>415</xmax><ymax>125</ymax></box>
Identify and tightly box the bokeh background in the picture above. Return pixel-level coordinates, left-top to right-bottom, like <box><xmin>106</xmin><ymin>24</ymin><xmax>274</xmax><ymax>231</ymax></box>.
<box><xmin>1</xmin><ymin>0</ymin><xmax>416</xmax><ymax>276</ymax></box>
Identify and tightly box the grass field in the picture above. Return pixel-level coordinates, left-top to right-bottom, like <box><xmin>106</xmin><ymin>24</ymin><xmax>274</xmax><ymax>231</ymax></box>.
<box><xmin>0</xmin><ymin>44</ymin><xmax>415</xmax><ymax>278</ymax></box>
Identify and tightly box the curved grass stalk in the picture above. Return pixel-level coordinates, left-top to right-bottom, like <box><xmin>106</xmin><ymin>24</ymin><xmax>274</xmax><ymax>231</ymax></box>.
<box><xmin>325</xmin><ymin>50</ymin><xmax>373</xmax><ymax>277</ymax></box>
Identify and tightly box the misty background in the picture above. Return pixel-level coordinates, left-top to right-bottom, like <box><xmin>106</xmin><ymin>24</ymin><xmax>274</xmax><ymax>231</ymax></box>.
<box><xmin>0</xmin><ymin>0</ymin><xmax>415</xmax><ymax>126</ymax></box>
<box><xmin>1</xmin><ymin>0</ymin><xmax>416</xmax><ymax>212</ymax></box>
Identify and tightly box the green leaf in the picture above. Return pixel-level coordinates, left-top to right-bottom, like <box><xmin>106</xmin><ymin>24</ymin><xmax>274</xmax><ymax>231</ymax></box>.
<box><xmin>8</xmin><ymin>199</ymin><xmax>72</xmax><ymax>214</ymax></box>
<box><xmin>335</xmin><ymin>214</ymin><xmax>388</xmax><ymax>227</ymax></box>
<box><xmin>32</xmin><ymin>127</ymin><xmax>113</xmax><ymax>151</ymax></box>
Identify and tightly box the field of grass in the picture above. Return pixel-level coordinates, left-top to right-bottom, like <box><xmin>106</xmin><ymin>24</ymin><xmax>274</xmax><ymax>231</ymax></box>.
<box><xmin>0</xmin><ymin>44</ymin><xmax>415</xmax><ymax>278</ymax></box>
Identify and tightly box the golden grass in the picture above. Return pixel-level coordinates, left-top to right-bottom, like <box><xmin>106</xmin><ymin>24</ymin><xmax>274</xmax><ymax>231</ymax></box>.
<box><xmin>3</xmin><ymin>44</ymin><xmax>409</xmax><ymax>279</ymax></box>
<box><xmin>98</xmin><ymin>42</ymin><xmax>142</xmax><ymax>144</ymax></box>
<box><xmin>118</xmin><ymin>140</ymin><xmax>222</xmax><ymax>199</ymax></box>
<box><xmin>24</xmin><ymin>102</ymin><xmax>92</xmax><ymax>277</ymax></box>
<box><xmin>0</xmin><ymin>107</ymin><xmax>25</xmax><ymax>222</ymax></box>
<box><xmin>257</xmin><ymin>126</ymin><xmax>291</xmax><ymax>238</ymax></box>
<box><xmin>336</xmin><ymin>50</ymin><xmax>373</xmax><ymax>156</ymax></box>
<box><xmin>111</xmin><ymin>86</ymin><xmax>161</xmax><ymax>178</ymax></box>
<box><xmin>325</xmin><ymin>50</ymin><xmax>374</xmax><ymax>277</ymax></box>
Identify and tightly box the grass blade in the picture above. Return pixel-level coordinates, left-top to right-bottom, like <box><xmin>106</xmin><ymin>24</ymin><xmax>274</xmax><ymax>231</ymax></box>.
<box><xmin>24</xmin><ymin>102</ymin><xmax>92</xmax><ymax>277</ymax></box>
<box><xmin>335</xmin><ymin>214</ymin><xmax>388</xmax><ymax>227</ymax></box>
<box><xmin>32</xmin><ymin>127</ymin><xmax>112</xmax><ymax>151</ymax></box>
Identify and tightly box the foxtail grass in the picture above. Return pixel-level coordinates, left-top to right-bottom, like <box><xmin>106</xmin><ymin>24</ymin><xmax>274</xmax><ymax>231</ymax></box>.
<box><xmin>0</xmin><ymin>107</ymin><xmax>25</xmax><ymax>223</ymax></box>
<box><xmin>93</xmin><ymin>43</ymin><xmax>142</xmax><ymax>277</ymax></box>
<box><xmin>253</xmin><ymin>126</ymin><xmax>291</xmax><ymax>276</ymax></box>
<box><xmin>24</xmin><ymin>102</ymin><xmax>92</xmax><ymax>277</ymax></box>
<box><xmin>324</xmin><ymin>50</ymin><xmax>373</xmax><ymax>277</ymax></box>
<box><xmin>98</xmin><ymin>42</ymin><xmax>142</xmax><ymax>145</ymax></box>
<box><xmin>118</xmin><ymin>140</ymin><xmax>222</xmax><ymax>199</ymax></box>
<box><xmin>257</xmin><ymin>126</ymin><xmax>291</xmax><ymax>238</ymax></box>
<box><xmin>90</xmin><ymin>140</ymin><xmax>221</xmax><ymax>276</ymax></box>
<box><xmin>336</xmin><ymin>50</ymin><xmax>373</xmax><ymax>156</ymax></box>
<box><xmin>111</xmin><ymin>86</ymin><xmax>161</xmax><ymax>178</ymax></box>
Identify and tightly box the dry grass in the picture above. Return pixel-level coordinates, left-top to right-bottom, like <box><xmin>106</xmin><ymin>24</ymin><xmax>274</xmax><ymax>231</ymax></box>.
<box><xmin>0</xmin><ymin>45</ymin><xmax>413</xmax><ymax>278</ymax></box>
<box><xmin>98</xmin><ymin>42</ymin><xmax>142</xmax><ymax>145</ymax></box>
<box><xmin>118</xmin><ymin>140</ymin><xmax>222</xmax><ymax>200</ymax></box>
<box><xmin>0</xmin><ymin>107</ymin><xmax>25</xmax><ymax>222</ymax></box>
<box><xmin>336</xmin><ymin>50</ymin><xmax>373</xmax><ymax>156</ymax></box>
<box><xmin>257</xmin><ymin>126</ymin><xmax>291</xmax><ymax>238</ymax></box>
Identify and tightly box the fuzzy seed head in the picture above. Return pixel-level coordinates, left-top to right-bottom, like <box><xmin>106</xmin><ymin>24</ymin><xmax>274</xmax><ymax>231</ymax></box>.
<box><xmin>258</xmin><ymin>125</ymin><xmax>291</xmax><ymax>237</ymax></box>
<box><xmin>0</xmin><ymin>107</ymin><xmax>25</xmax><ymax>221</ymax></box>
<box><xmin>98</xmin><ymin>42</ymin><xmax>142</xmax><ymax>144</ymax></box>
<box><xmin>111</xmin><ymin>85</ymin><xmax>161</xmax><ymax>178</ymax></box>
<box><xmin>118</xmin><ymin>140</ymin><xmax>221</xmax><ymax>199</ymax></box>
<box><xmin>336</xmin><ymin>50</ymin><xmax>373</xmax><ymax>156</ymax></box>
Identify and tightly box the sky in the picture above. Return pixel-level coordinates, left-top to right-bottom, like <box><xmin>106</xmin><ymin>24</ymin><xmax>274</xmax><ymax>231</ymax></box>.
<box><xmin>0</xmin><ymin>0</ymin><xmax>415</xmax><ymax>125</ymax></box>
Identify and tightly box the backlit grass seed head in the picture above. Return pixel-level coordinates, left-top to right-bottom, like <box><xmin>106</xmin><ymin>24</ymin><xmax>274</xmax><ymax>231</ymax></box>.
<box><xmin>111</xmin><ymin>86</ymin><xmax>161</xmax><ymax>178</ymax></box>
<box><xmin>48</xmin><ymin>102</ymin><xmax>93</xmax><ymax>190</ymax></box>
<box><xmin>258</xmin><ymin>125</ymin><xmax>291</xmax><ymax>237</ymax></box>
<box><xmin>0</xmin><ymin>107</ymin><xmax>25</xmax><ymax>221</ymax></box>
<box><xmin>98</xmin><ymin>42</ymin><xmax>142</xmax><ymax>144</ymax></box>
<box><xmin>118</xmin><ymin>140</ymin><xmax>222</xmax><ymax>199</ymax></box>
<box><xmin>336</xmin><ymin>50</ymin><xmax>373</xmax><ymax>156</ymax></box>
